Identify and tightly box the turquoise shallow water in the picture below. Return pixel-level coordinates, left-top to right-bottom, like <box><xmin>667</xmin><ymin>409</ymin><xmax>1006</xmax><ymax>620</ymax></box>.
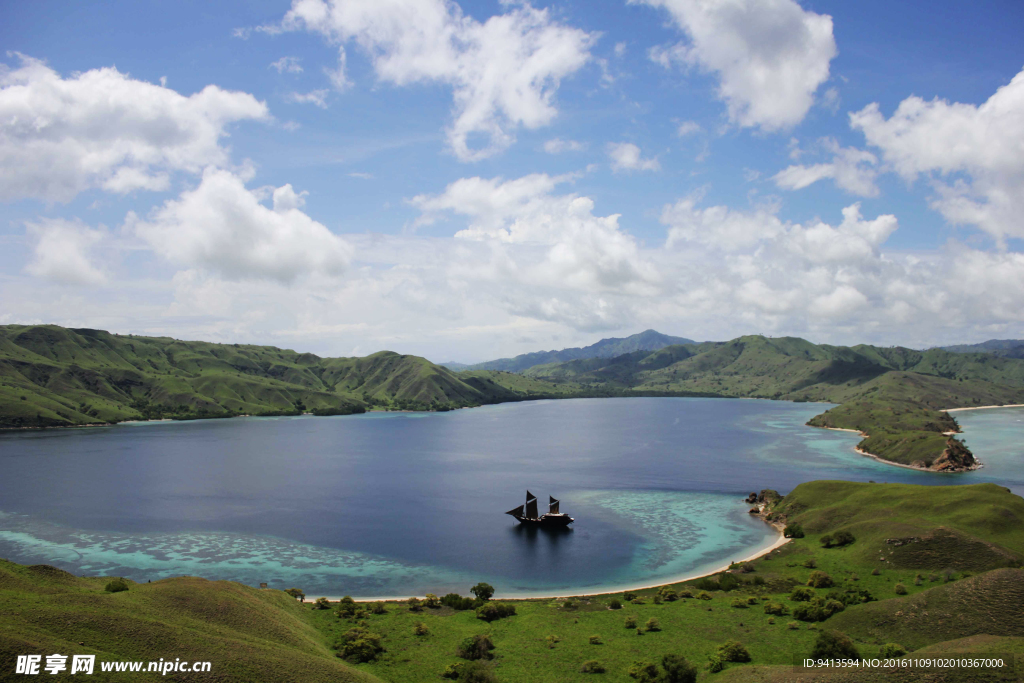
<box><xmin>0</xmin><ymin>398</ymin><xmax>1021</xmax><ymax>598</ymax></box>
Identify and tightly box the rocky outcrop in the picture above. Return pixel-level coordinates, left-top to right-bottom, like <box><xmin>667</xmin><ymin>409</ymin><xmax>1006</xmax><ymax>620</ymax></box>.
<box><xmin>931</xmin><ymin>438</ymin><xmax>978</xmax><ymax>471</ymax></box>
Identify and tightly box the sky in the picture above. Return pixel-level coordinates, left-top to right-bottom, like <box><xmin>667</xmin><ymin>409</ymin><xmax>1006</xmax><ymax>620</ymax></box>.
<box><xmin>2</xmin><ymin>0</ymin><xmax>1024</xmax><ymax>363</ymax></box>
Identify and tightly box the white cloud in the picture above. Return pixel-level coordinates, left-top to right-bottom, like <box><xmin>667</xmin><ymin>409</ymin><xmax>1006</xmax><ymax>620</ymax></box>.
<box><xmin>286</xmin><ymin>89</ymin><xmax>330</xmax><ymax>108</ymax></box>
<box><xmin>543</xmin><ymin>138</ymin><xmax>587</xmax><ymax>154</ymax></box>
<box><xmin>24</xmin><ymin>218</ymin><xmax>106</xmax><ymax>285</ymax></box>
<box><xmin>663</xmin><ymin>194</ymin><xmax>785</xmax><ymax>250</ymax></box>
<box><xmin>637</xmin><ymin>0</ymin><xmax>837</xmax><ymax>131</ymax></box>
<box><xmin>614</xmin><ymin>42</ymin><xmax>628</xmax><ymax>58</ymax></box>
<box><xmin>270</xmin><ymin>56</ymin><xmax>303</xmax><ymax>74</ymax></box>
<box><xmin>850</xmin><ymin>67</ymin><xmax>1024</xmax><ymax>242</ymax></box>
<box><xmin>676</xmin><ymin>120</ymin><xmax>701</xmax><ymax>137</ymax></box>
<box><xmin>275</xmin><ymin>0</ymin><xmax>596</xmax><ymax>161</ymax></box>
<box><xmin>131</xmin><ymin>167</ymin><xmax>352</xmax><ymax>283</ymax></box>
<box><xmin>608</xmin><ymin>142</ymin><xmax>660</xmax><ymax>172</ymax></box>
<box><xmin>0</xmin><ymin>54</ymin><xmax>269</xmax><ymax>203</ymax></box>
<box><xmin>348</xmin><ymin>172</ymin><xmax>374</xmax><ymax>180</ymax></box>
<box><xmin>772</xmin><ymin>138</ymin><xmax>879</xmax><ymax>196</ymax></box>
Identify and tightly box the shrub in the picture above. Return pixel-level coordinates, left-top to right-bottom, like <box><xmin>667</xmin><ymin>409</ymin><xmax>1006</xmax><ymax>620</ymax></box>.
<box><xmin>694</xmin><ymin>577</ymin><xmax>718</xmax><ymax>591</ymax></box>
<box><xmin>441</xmin><ymin>663</ymin><xmax>463</xmax><ymax>679</ymax></box>
<box><xmin>313</xmin><ymin>597</ymin><xmax>331</xmax><ymax>610</ymax></box>
<box><xmin>644</xmin><ymin>618</ymin><xmax>661</xmax><ymax>632</ymax></box>
<box><xmin>880</xmin><ymin>643</ymin><xmax>906</xmax><ymax>658</ymax></box>
<box><xmin>624</xmin><ymin>615</ymin><xmax>638</xmax><ymax>629</ymax></box>
<box><xmin>589</xmin><ymin>634</ymin><xmax>602</xmax><ymax>645</ymax></box>
<box><xmin>658</xmin><ymin>587</ymin><xmax>679</xmax><ymax>601</ymax></box>
<box><xmin>752</xmin><ymin>576</ymin><xmax>766</xmax><ymax>586</ymax></box>
<box><xmin>793</xmin><ymin>597</ymin><xmax>845</xmax><ymax>622</ymax></box>
<box><xmin>764</xmin><ymin>601</ymin><xmax>789</xmax><ymax>616</ymax></box>
<box><xmin>929</xmin><ymin>573</ymin><xmax>940</xmax><ymax>583</ymax></box>
<box><xmin>652</xmin><ymin>593</ymin><xmax>662</xmax><ymax>605</ymax></box>
<box><xmin>470</xmin><ymin>583</ymin><xmax>495</xmax><ymax>601</ymax></box>
<box><xmin>608</xmin><ymin>598</ymin><xmax>622</xmax><ymax>610</ymax></box>
<box><xmin>460</xmin><ymin>662</ymin><xmax>498</xmax><ymax>683</ymax></box>
<box><xmin>810</xmin><ymin>630</ymin><xmax>860</xmax><ymax>661</ymax></box>
<box><xmin>871</xmin><ymin>568</ymin><xmax>881</xmax><ymax>576</ymax></box>
<box><xmin>677</xmin><ymin>588</ymin><xmax>694</xmax><ymax>598</ymax></box>
<box><xmin>697</xmin><ymin>591</ymin><xmax>712</xmax><ymax>600</ymax></box>
<box><xmin>545</xmin><ymin>635</ymin><xmax>560</xmax><ymax>649</ymax></box>
<box><xmin>747</xmin><ymin>596</ymin><xmax>759</xmax><ymax>605</ymax></box>
<box><xmin>790</xmin><ymin>587</ymin><xmax>815</xmax><ymax>602</ymax></box>
<box><xmin>803</xmin><ymin>558</ymin><xmax>818</xmax><ymax>569</ymax></box>
<box><xmin>336</xmin><ymin>596</ymin><xmax>358</xmax><ymax>617</ymax></box>
<box><xmin>284</xmin><ymin>587</ymin><xmax>304</xmax><ymax>600</ymax></box>
<box><xmin>787</xmin><ymin>621</ymin><xmax>800</xmax><ymax>630</ymax></box>
<box><xmin>914</xmin><ymin>574</ymin><xmax>923</xmax><ymax>586</ymax></box>
<box><xmin>623</xmin><ymin>591</ymin><xmax>637</xmax><ymax>601</ymax></box>
<box><xmin>717</xmin><ymin>640</ymin><xmax>751</xmax><ymax>663</ymax></box>
<box><xmin>456</xmin><ymin>635</ymin><xmax>495</xmax><ymax>661</ymax></box>
<box><xmin>628</xmin><ymin>660</ymin><xmax>659</xmax><ymax>682</ymax></box>
<box><xmin>767</xmin><ymin>617</ymin><xmax>775</xmax><ymax>624</ymax></box>
<box><xmin>894</xmin><ymin>583</ymin><xmax>907</xmax><ymax>595</ymax></box>
<box><xmin>832</xmin><ymin>530</ymin><xmax>855</xmax><ymax>546</ymax></box>
<box><xmin>661</xmin><ymin>654</ymin><xmax>698</xmax><ymax>683</ymax></box>
<box><xmin>706</xmin><ymin>655</ymin><xmax>724</xmax><ymax>673</ymax></box>
<box><xmin>371</xmin><ymin>601</ymin><xmax>386</xmax><ymax>615</ymax></box>
<box><xmin>413</xmin><ymin>621</ymin><xmax>429</xmax><ymax>636</ymax></box>
<box><xmin>807</xmin><ymin>571</ymin><xmax>834</xmax><ymax>588</ymax></box>
<box><xmin>784</xmin><ymin>523</ymin><xmax>805</xmax><ymax>538</ymax></box>
<box><xmin>424</xmin><ymin>593</ymin><xmax>440</xmax><ymax>608</ymax></box>
<box><xmin>104</xmin><ymin>578</ymin><xmax>129</xmax><ymax>593</ymax></box>
<box><xmin>580</xmin><ymin>660</ymin><xmax>606</xmax><ymax>674</ymax></box>
<box><xmin>731</xmin><ymin>598</ymin><xmax>748</xmax><ymax>609</ymax></box>
<box><xmin>476</xmin><ymin>602</ymin><xmax>516</xmax><ymax>622</ymax></box>
<box><xmin>826</xmin><ymin>588</ymin><xmax>875</xmax><ymax>606</ymax></box>
<box><xmin>563</xmin><ymin>598</ymin><xmax>578</xmax><ymax>610</ymax></box>
<box><xmin>739</xmin><ymin>562</ymin><xmax>755</xmax><ymax>573</ymax></box>
<box><xmin>820</xmin><ymin>534</ymin><xmax>833</xmax><ymax>548</ymax></box>
<box><xmin>441</xmin><ymin>593</ymin><xmax>476</xmax><ymax>610</ymax></box>
<box><xmin>718</xmin><ymin>573</ymin><xmax>740</xmax><ymax>591</ymax></box>
<box><xmin>630</xmin><ymin>597</ymin><xmax>645</xmax><ymax>605</ymax></box>
<box><xmin>336</xmin><ymin>627</ymin><xmax>385</xmax><ymax>663</ymax></box>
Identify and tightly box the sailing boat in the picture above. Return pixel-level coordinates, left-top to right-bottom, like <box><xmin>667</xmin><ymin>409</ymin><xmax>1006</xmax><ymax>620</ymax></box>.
<box><xmin>505</xmin><ymin>490</ymin><xmax>574</xmax><ymax>527</ymax></box>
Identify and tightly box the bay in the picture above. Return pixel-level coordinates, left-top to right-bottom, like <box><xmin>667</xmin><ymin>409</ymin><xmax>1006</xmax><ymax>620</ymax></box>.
<box><xmin>0</xmin><ymin>397</ymin><xmax>1020</xmax><ymax>598</ymax></box>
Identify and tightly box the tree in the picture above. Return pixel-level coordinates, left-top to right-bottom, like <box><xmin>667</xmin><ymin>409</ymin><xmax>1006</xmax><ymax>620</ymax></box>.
<box><xmin>879</xmin><ymin>643</ymin><xmax>906</xmax><ymax>658</ymax></box>
<box><xmin>807</xmin><ymin>571</ymin><xmax>834</xmax><ymax>588</ymax></box>
<box><xmin>627</xmin><ymin>660</ymin><xmax>659</xmax><ymax>683</ymax></box>
<box><xmin>456</xmin><ymin>635</ymin><xmax>495</xmax><ymax>661</ymax></box>
<box><xmin>810</xmin><ymin>630</ymin><xmax>860</xmax><ymax>661</ymax></box>
<box><xmin>284</xmin><ymin>587</ymin><xmax>304</xmax><ymax>600</ymax></box>
<box><xmin>470</xmin><ymin>583</ymin><xmax>495</xmax><ymax>601</ymax></box>
<box><xmin>336</xmin><ymin>627</ymin><xmax>384</xmax><ymax>663</ymax></box>
<box><xmin>408</xmin><ymin>596</ymin><xmax>422</xmax><ymax>612</ymax></box>
<box><xmin>314</xmin><ymin>597</ymin><xmax>331</xmax><ymax>610</ymax></box>
<box><xmin>105</xmin><ymin>578</ymin><xmax>129</xmax><ymax>593</ymax></box>
<box><xmin>661</xmin><ymin>654</ymin><xmax>698</xmax><ymax>683</ymax></box>
<box><xmin>784</xmin><ymin>523</ymin><xmax>805</xmax><ymax>538</ymax></box>
<box><xmin>476</xmin><ymin>602</ymin><xmax>516</xmax><ymax>622</ymax></box>
<box><xmin>424</xmin><ymin>593</ymin><xmax>440</xmax><ymax>608</ymax></box>
<box><xmin>717</xmin><ymin>640</ymin><xmax>751</xmax><ymax>663</ymax></box>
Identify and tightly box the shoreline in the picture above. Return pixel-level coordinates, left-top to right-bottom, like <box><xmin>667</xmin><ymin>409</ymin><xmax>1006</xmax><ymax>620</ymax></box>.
<box><xmin>943</xmin><ymin>404</ymin><xmax>1024</xmax><ymax>412</ymax></box>
<box><xmin>305</xmin><ymin>521</ymin><xmax>792</xmax><ymax>603</ymax></box>
<box><xmin>812</xmin><ymin>425</ymin><xmax>982</xmax><ymax>473</ymax></box>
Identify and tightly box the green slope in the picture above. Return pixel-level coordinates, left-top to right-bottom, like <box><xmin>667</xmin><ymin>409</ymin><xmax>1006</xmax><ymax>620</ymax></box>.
<box><xmin>0</xmin><ymin>561</ymin><xmax>381</xmax><ymax>682</ymax></box>
<box><xmin>0</xmin><ymin>325</ymin><xmax>568</xmax><ymax>428</ymax></box>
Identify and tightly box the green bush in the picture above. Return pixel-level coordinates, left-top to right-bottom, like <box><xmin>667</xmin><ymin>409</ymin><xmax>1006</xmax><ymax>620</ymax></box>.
<box><xmin>763</xmin><ymin>601</ymin><xmax>789</xmax><ymax>616</ymax></box>
<box><xmin>580</xmin><ymin>660</ymin><xmax>606</xmax><ymax>674</ymax></box>
<box><xmin>718</xmin><ymin>573</ymin><xmax>740</xmax><ymax>591</ymax></box>
<box><xmin>313</xmin><ymin>597</ymin><xmax>331</xmax><ymax>610</ymax></box>
<box><xmin>424</xmin><ymin>593</ymin><xmax>440</xmax><ymax>608</ymax></box>
<box><xmin>589</xmin><ymin>634</ymin><xmax>602</xmax><ymax>645</ymax></box>
<box><xmin>787</xmin><ymin>621</ymin><xmax>800</xmax><ymax>630</ymax></box>
<box><xmin>717</xmin><ymin>640</ymin><xmax>751</xmax><ymax>663</ymax></box>
<box><xmin>441</xmin><ymin>593</ymin><xmax>476</xmax><ymax>610</ymax></box>
<box><xmin>810</xmin><ymin>630</ymin><xmax>860</xmax><ymax>661</ymax></box>
<box><xmin>658</xmin><ymin>586</ymin><xmax>679</xmax><ymax>601</ymax></box>
<box><xmin>803</xmin><ymin>558</ymin><xmax>818</xmax><ymax>569</ymax></box>
<box><xmin>661</xmin><ymin>654</ymin><xmax>698</xmax><ymax>683</ymax></box>
<box><xmin>730</xmin><ymin>597</ymin><xmax>748</xmax><ymax>609</ymax></box>
<box><xmin>820</xmin><ymin>534</ymin><xmax>833</xmax><ymax>548</ymax></box>
<box><xmin>608</xmin><ymin>598</ymin><xmax>622</xmax><ymax>610</ymax></box>
<box><xmin>832</xmin><ymin>530</ymin><xmax>855</xmax><ymax>546</ymax></box>
<box><xmin>793</xmin><ymin>597</ymin><xmax>845</xmax><ymax>622</ymax></box>
<box><xmin>476</xmin><ymin>602</ymin><xmax>516</xmax><ymax>622</ymax></box>
<box><xmin>784</xmin><ymin>523</ymin><xmax>805</xmax><ymax>538</ymax></box>
<box><xmin>371</xmin><ymin>601</ymin><xmax>386</xmax><ymax>615</ymax></box>
<box><xmin>807</xmin><ymin>571</ymin><xmax>834</xmax><ymax>588</ymax></box>
<box><xmin>624</xmin><ymin>615</ymin><xmax>638</xmax><ymax>629</ymax></box>
<box><xmin>697</xmin><ymin>591</ymin><xmax>712</xmax><ymax>600</ymax></box>
<box><xmin>408</xmin><ymin>596</ymin><xmax>422</xmax><ymax>612</ymax></box>
<box><xmin>456</xmin><ymin>635</ymin><xmax>495</xmax><ymax>661</ymax></box>
<box><xmin>460</xmin><ymin>662</ymin><xmax>498</xmax><ymax>683</ymax></box>
<box><xmin>677</xmin><ymin>588</ymin><xmax>694</xmax><ymax>598</ymax></box>
<box><xmin>336</xmin><ymin>627</ymin><xmax>384</xmax><ymax>663</ymax></box>
<box><xmin>413</xmin><ymin>621</ymin><xmax>429</xmax><ymax>636</ymax></box>
<box><xmin>470</xmin><ymin>583</ymin><xmax>495</xmax><ymax>601</ymax></box>
<box><xmin>644</xmin><ymin>618</ymin><xmax>660</xmax><ymax>632</ymax></box>
<box><xmin>336</xmin><ymin>596</ymin><xmax>357</xmax><ymax>618</ymax></box>
<box><xmin>752</xmin><ymin>575</ymin><xmax>766</xmax><ymax>586</ymax></box>
<box><xmin>284</xmin><ymin>587</ymin><xmax>304</xmax><ymax>600</ymax></box>
<box><xmin>623</xmin><ymin>591</ymin><xmax>637</xmax><ymax>601</ymax></box>
<box><xmin>790</xmin><ymin>587</ymin><xmax>815</xmax><ymax>602</ymax></box>
<box><xmin>628</xmin><ymin>660</ymin><xmax>659</xmax><ymax>682</ymax></box>
<box><xmin>441</xmin><ymin>662</ymin><xmax>463</xmax><ymax>679</ymax></box>
<box><xmin>880</xmin><ymin>643</ymin><xmax>906</xmax><ymax>658</ymax></box>
<box><xmin>894</xmin><ymin>583</ymin><xmax>908</xmax><ymax>595</ymax></box>
<box><xmin>104</xmin><ymin>578</ymin><xmax>129</xmax><ymax>593</ymax></box>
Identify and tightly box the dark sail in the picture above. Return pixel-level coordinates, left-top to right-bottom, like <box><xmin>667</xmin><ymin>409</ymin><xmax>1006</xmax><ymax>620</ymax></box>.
<box><xmin>525</xmin><ymin>495</ymin><xmax>539</xmax><ymax>520</ymax></box>
<box><xmin>505</xmin><ymin>504</ymin><xmax>524</xmax><ymax>518</ymax></box>
<box><xmin>549</xmin><ymin>496</ymin><xmax>559</xmax><ymax>514</ymax></box>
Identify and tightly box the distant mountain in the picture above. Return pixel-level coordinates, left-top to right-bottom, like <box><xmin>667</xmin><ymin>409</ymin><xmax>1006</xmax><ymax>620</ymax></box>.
<box><xmin>941</xmin><ymin>339</ymin><xmax>1024</xmax><ymax>359</ymax></box>
<box><xmin>444</xmin><ymin>329</ymin><xmax>696</xmax><ymax>373</ymax></box>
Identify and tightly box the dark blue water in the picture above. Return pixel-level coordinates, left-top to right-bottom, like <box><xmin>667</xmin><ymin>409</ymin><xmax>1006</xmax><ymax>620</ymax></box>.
<box><xmin>0</xmin><ymin>398</ymin><xmax>1020</xmax><ymax>598</ymax></box>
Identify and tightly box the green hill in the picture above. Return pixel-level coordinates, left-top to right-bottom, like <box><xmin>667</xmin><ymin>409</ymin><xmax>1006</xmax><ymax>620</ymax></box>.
<box><xmin>0</xmin><ymin>325</ymin><xmax>574</xmax><ymax>428</ymax></box>
<box><xmin>447</xmin><ymin>329</ymin><xmax>695</xmax><ymax>373</ymax></box>
<box><xmin>0</xmin><ymin>560</ymin><xmax>380</xmax><ymax>682</ymax></box>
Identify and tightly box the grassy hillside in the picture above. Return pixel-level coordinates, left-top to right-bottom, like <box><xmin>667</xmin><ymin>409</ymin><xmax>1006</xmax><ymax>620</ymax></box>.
<box><xmin>519</xmin><ymin>335</ymin><xmax>1024</xmax><ymax>470</ymax></box>
<box><xmin>0</xmin><ymin>560</ymin><xmax>380</xmax><ymax>682</ymax></box>
<box><xmin>0</xmin><ymin>325</ymin><xmax>574</xmax><ymax>429</ymax></box>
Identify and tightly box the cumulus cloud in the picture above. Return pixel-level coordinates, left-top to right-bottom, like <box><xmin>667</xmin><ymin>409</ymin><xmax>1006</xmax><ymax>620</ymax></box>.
<box><xmin>131</xmin><ymin>167</ymin><xmax>352</xmax><ymax>283</ymax></box>
<box><xmin>412</xmin><ymin>172</ymin><xmax>658</xmax><ymax>295</ymax></box>
<box><xmin>850</xmin><ymin>67</ymin><xmax>1024</xmax><ymax>242</ymax></box>
<box><xmin>274</xmin><ymin>0</ymin><xmax>595</xmax><ymax>160</ymax></box>
<box><xmin>637</xmin><ymin>0</ymin><xmax>837</xmax><ymax>131</ymax></box>
<box><xmin>543</xmin><ymin>138</ymin><xmax>587</xmax><ymax>153</ymax></box>
<box><xmin>607</xmin><ymin>142</ymin><xmax>660</xmax><ymax>172</ymax></box>
<box><xmin>24</xmin><ymin>218</ymin><xmax>106</xmax><ymax>285</ymax></box>
<box><xmin>772</xmin><ymin>138</ymin><xmax>879</xmax><ymax>196</ymax></box>
<box><xmin>0</xmin><ymin>54</ymin><xmax>269</xmax><ymax>203</ymax></box>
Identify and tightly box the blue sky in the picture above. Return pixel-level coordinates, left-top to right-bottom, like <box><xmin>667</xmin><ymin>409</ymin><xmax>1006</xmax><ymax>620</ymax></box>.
<box><xmin>2</xmin><ymin>0</ymin><xmax>1023</xmax><ymax>362</ymax></box>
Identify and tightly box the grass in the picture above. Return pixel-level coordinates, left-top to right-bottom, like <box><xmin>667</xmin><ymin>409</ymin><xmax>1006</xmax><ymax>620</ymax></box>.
<box><xmin>0</xmin><ymin>560</ymin><xmax>379</xmax><ymax>682</ymax></box>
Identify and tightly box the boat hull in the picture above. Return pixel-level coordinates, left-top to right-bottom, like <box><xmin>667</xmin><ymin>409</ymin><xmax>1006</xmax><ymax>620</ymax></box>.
<box><xmin>512</xmin><ymin>513</ymin><xmax>574</xmax><ymax>527</ymax></box>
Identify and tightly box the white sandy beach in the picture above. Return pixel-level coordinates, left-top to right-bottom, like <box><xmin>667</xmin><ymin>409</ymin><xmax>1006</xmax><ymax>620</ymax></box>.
<box><xmin>943</xmin><ymin>404</ymin><xmax>1024</xmax><ymax>412</ymax></box>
